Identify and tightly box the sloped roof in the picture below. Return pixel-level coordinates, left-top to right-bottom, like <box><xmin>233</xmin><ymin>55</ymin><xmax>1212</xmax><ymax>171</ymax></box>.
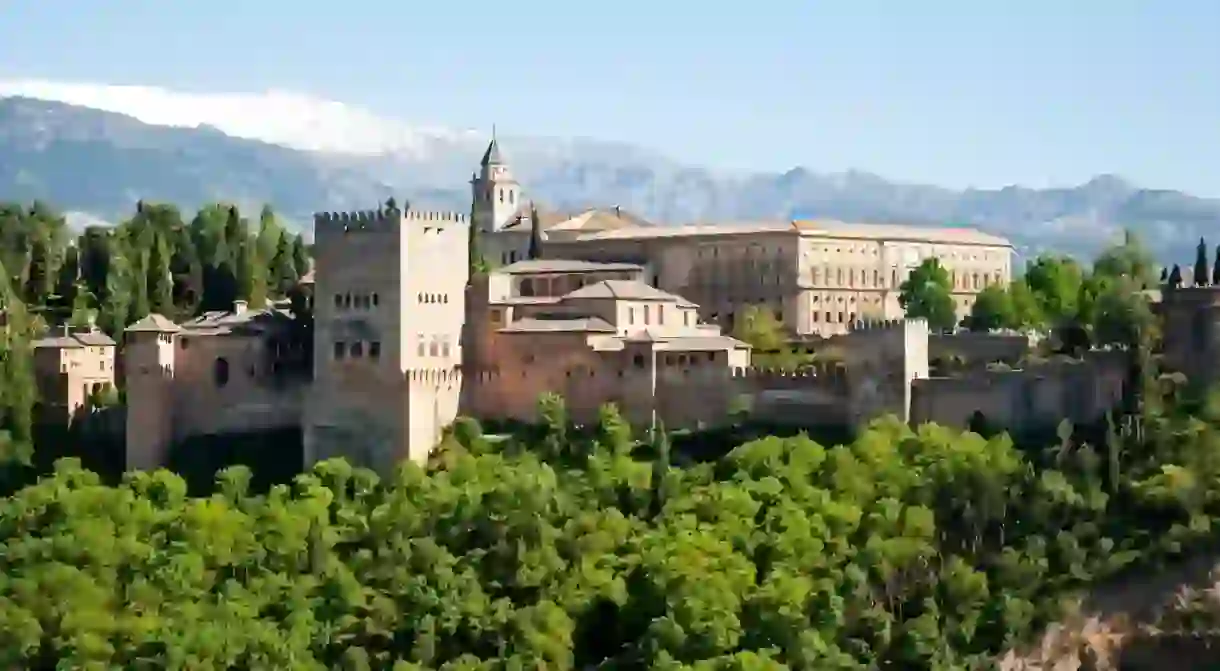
<box><xmin>498</xmin><ymin>259</ymin><xmax>643</xmax><ymax>275</ymax></box>
<box><xmin>499</xmin><ymin>316</ymin><xmax>616</xmax><ymax>334</ymax></box>
<box><xmin>499</xmin><ymin>206</ymin><xmax>652</xmax><ymax>233</ymax></box>
<box><xmin>562</xmin><ymin>280</ymin><xmax>695</xmax><ymax>306</ymax></box>
<box><xmin>563</xmin><ymin>219</ymin><xmax>1011</xmax><ymax>247</ymax></box>
<box><xmin>179</xmin><ymin>307</ymin><xmax>294</xmax><ymax>337</ymax></box>
<box><xmin>481</xmin><ymin>138</ymin><xmax>503</xmax><ymax>166</ymax></box>
<box><xmin>34</xmin><ymin>330</ymin><xmax>117</xmax><ymax>349</ymax></box>
<box><xmin>124</xmin><ymin>313</ymin><xmax>181</xmax><ymax>333</ymax></box>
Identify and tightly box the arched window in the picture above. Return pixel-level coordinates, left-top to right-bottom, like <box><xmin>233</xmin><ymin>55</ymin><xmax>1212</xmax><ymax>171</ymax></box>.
<box><xmin>499</xmin><ymin>188</ymin><xmax>504</xmax><ymax>203</ymax></box>
<box><xmin>214</xmin><ymin>357</ymin><xmax>230</xmax><ymax>388</ymax></box>
<box><xmin>509</xmin><ymin>190</ymin><xmax>515</xmax><ymax>204</ymax></box>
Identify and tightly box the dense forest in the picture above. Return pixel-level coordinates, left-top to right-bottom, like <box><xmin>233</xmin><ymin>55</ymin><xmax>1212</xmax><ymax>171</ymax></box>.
<box><xmin>4</xmin><ymin>386</ymin><xmax>1220</xmax><ymax>669</ymax></box>
<box><xmin>0</xmin><ymin>200</ymin><xmax>311</xmax><ymax>334</ymax></box>
<box><xmin>1</xmin><ymin>201</ymin><xmax>1218</xmax><ymax>667</ymax></box>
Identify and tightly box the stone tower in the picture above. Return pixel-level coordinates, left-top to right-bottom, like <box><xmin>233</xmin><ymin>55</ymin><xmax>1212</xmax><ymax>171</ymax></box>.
<box><xmin>123</xmin><ymin>314</ymin><xmax>180</xmax><ymax>470</ymax></box>
<box><xmin>304</xmin><ymin>204</ymin><xmax>470</xmax><ymax>473</ymax></box>
<box><xmin>470</xmin><ymin>133</ymin><xmax>521</xmax><ymax>234</ymax></box>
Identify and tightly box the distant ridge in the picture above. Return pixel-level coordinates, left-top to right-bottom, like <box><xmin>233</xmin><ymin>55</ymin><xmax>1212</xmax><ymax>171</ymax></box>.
<box><xmin>1</xmin><ymin>87</ymin><xmax>1217</xmax><ymax>262</ymax></box>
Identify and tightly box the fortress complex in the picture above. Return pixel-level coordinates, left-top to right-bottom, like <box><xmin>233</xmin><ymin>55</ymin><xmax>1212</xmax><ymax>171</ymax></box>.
<box><xmin>472</xmin><ymin>139</ymin><xmax>1015</xmax><ymax>336</ymax></box>
<box><xmin>121</xmin><ymin>140</ymin><xmax>1126</xmax><ymax>474</ymax></box>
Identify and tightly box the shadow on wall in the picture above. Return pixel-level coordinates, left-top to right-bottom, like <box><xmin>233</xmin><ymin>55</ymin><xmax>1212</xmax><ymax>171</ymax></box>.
<box><xmin>167</xmin><ymin>427</ymin><xmax>304</xmax><ymax>496</ymax></box>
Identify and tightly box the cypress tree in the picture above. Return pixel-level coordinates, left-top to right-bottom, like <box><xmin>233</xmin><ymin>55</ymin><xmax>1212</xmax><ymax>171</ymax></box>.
<box><xmin>527</xmin><ymin>204</ymin><xmax>543</xmax><ymax>260</ymax></box>
<box><xmin>1212</xmin><ymin>245</ymin><xmax>1220</xmax><ymax>286</ymax></box>
<box><xmin>147</xmin><ymin>232</ymin><xmax>174</xmax><ymax>315</ymax></box>
<box><xmin>1168</xmin><ymin>264</ymin><xmax>1183</xmax><ymax>290</ymax></box>
<box><xmin>1195</xmin><ymin>237</ymin><xmax>1210</xmax><ymax>286</ymax></box>
<box><xmin>290</xmin><ymin>235</ymin><xmax>310</xmax><ymax>279</ymax></box>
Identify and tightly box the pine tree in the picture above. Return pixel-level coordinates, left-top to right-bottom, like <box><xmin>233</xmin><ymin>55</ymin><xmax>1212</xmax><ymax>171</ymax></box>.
<box><xmin>0</xmin><ymin>257</ymin><xmax>36</xmax><ymax>469</ymax></box>
<box><xmin>649</xmin><ymin>421</ymin><xmax>671</xmax><ymax>518</ymax></box>
<box><xmin>270</xmin><ymin>234</ymin><xmax>299</xmax><ymax>296</ymax></box>
<box><xmin>146</xmin><ymin>232</ymin><xmax>174</xmax><ymax>315</ymax></box>
<box><xmin>1195</xmin><ymin>237</ymin><xmax>1209</xmax><ymax>286</ymax></box>
<box><xmin>53</xmin><ymin>245</ymin><xmax>79</xmax><ymax>316</ymax></box>
<box><xmin>223</xmin><ymin>206</ymin><xmax>244</xmax><ymax>251</ymax></box>
<box><xmin>256</xmin><ymin>204</ymin><xmax>283</xmax><ymax>263</ymax></box>
<box><xmin>22</xmin><ymin>236</ymin><xmax>52</xmax><ymax>308</ymax></box>
<box><xmin>290</xmin><ymin>235</ymin><xmax>310</xmax><ymax>278</ymax></box>
<box><xmin>169</xmin><ymin>227</ymin><xmax>203</xmax><ymax>317</ymax></box>
<box><xmin>98</xmin><ymin>256</ymin><xmax>131</xmax><ymax>337</ymax></box>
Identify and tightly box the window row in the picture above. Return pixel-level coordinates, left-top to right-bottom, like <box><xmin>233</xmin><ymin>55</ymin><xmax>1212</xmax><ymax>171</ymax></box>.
<box><xmin>333</xmin><ymin>340</ymin><xmax>382</xmax><ymax>360</ymax></box>
<box><xmin>416</xmin><ymin>339</ymin><xmax>453</xmax><ymax>358</ymax></box>
<box><xmin>418</xmin><ymin>293</ymin><xmax>451</xmax><ymax>304</ymax></box>
<box><xmin>333</xmin><ymin>292</ymin><xmax>380</xmax><ymax>310</ymax></box>
<box><xmin>626</xmin><ymin>305</ymin><xmax>692</xmax><ymax>327</ymax></box>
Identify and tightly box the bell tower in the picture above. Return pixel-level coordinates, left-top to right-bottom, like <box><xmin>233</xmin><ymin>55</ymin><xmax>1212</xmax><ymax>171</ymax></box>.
<box><xmin>470</xmin><ymin>129</ymin><xmax>521</xmax><ymax>234</ymax></box>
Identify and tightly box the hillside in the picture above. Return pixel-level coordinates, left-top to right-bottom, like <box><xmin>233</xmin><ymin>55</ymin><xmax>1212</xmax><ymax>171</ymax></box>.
<box><xmin>1</xmin><ymin>95</ymin><xmax>1218</xmax><ymax>260</ymax></box>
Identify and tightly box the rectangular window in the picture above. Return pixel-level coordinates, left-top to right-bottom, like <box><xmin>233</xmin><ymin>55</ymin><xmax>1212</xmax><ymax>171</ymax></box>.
<box><xmin>334</xmin><ymin>294</ymin><xmax>343</xmax><ymax>309</ymax></box>
<box><xmin>350</xmin><ymin>342</ymin><xmax>363</xmax><ymax>358</ymax></box>
<box><xmin>369</xmin><ymin>341</ymin><xmax>381</xmax><ymax>359</ymax></box>
<box><xmin>333</xmin><ymin>341</ymin><xmax>345</xmax><ymax>359</ymax></box>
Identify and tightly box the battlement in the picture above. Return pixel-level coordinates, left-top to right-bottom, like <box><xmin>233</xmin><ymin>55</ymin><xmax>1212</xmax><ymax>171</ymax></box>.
<box><xmin>314</xmin><ymin>206</ymin><xmax>469</xmax><ymax>234</ymax></box>
<box><xmin>849</xmin><ymin>317</ymin><xmax>928</xmax><ymax>332</ymax></box>
<box><xmin>406</xmin><ymin>367</ymin><xmax>463</xmax><ymax>384</ymax></box>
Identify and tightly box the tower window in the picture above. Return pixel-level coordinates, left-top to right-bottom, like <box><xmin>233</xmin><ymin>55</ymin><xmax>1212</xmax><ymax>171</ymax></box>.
<box><xmin>214</xmin><ymin>357</ymin><xmax>230</xmax><ymax>388</ymax></box>
<box><xmin>369</xmin><ymin>341</ymin><xmax>381</xmax><ymax>360</ymax></box>
<box><xmin>334</xmin><ymin>293</ymin><xmax>343</xmax><ymax>309</ymax></box>
<box><xmin>509</xmin><ymin>190</ymin><xmax>515</xmax><ymax>204</ymax></box>
<box><xmin>350</xmin><ymin>342</ymin><xmax>363</xmax><ymax>358</ymax></box>
<box><xmin>499</xmin><ymin>188</ymin><xmax>504</xmax><ymax>203</ymax></box>
<box><xmin>372</xmin><ymin>293</ymin><xmax>380</xmax><ymax>307</ymax></box>
<box><xmin>334</xmin><ymin>341</ymin><xmax>346</xmax><ymax>360</ymax></box>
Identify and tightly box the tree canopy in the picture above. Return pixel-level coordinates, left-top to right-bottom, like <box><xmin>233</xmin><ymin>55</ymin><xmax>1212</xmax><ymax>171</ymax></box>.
<box><xmin>898</xmin><ymin>259</ymin><xmax>957</xmax><ymax>331</ymax></box>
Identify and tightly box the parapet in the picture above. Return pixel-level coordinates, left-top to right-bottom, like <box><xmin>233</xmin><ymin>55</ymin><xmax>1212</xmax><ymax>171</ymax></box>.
<box><xmin>849</xmin><ymin>317</ymin><xmax>929</xmax><ymax>332</ymax></box>
<box><xmin>314</xmin><ymin>204</ymin><xmax>469</xmax><ymax>235</ymax></box>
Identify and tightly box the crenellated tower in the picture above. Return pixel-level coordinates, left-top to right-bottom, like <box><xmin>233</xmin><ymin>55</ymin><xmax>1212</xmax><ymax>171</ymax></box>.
<box><xmin>305</xmin><ymin>203</ymin><xmax>470</xmax><ymax>472</ymax></box>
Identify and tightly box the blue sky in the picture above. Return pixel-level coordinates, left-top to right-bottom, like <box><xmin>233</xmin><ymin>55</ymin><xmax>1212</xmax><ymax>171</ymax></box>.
<box><xmin>2</xmin><ymin>0</ymin><xmax>1217</xmax><ymax>195</ymax></box>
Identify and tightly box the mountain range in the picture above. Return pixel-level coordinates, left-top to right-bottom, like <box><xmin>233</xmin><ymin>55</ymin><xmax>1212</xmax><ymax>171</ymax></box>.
<box><xmin>0</xmin><ymin>81</ymin><xmax>1217</xmax><ymax>262</ymax></box>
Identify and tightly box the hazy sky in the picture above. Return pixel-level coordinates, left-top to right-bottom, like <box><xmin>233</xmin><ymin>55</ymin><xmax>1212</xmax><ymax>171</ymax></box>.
<box><xmin>2</xmin><ymin>0</ymin><xmax>1217</xmax><ymax>195</ymax></box>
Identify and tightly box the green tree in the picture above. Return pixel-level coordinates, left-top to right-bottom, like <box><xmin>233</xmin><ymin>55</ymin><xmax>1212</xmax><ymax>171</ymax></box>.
<box><xmin>146</xmin><ymin>231</ymin><xmax>174</xmax><ymax>315</ymax></box>
<box><xmin>899</xmin><ymin>258</ymin><xmax>958</xmax><ymax>331</ymax></box>
<box><xmin>269</xmin><ymin>233</ymin><xmax>300</xmax><ymax>296</ymax></box>
<box><xmin>1023</xmin><ymin>255</ymin><xmax>1083</xmax><ymax>324</ymax></box>
<box><xmin>965</xmin><ymin>284</ymin><xmax>1014</xmax><ymax>332</ymax></box>
<box><xmin>1195</xmin><ymin>237</ymin><xmax>1210</xmax><ymax>287</ymax></box>
<box><xmin>1093</xmin><ymin>229</ymin><xmax>1157</xmax><ymax>288</ymax></box>
<box><xmin>1213</xmin><ymin>245</ymin><xmax>1220</xmax><ymax>286</ymax></box>
<box><xmin>291</xmin><ymin>234</ymin><xmax>311</xmax><ymax>279</ymax></box>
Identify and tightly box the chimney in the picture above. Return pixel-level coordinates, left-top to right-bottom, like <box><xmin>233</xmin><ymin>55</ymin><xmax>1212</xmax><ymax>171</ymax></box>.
<box><xmin>233</xmin><ymin>299</ymin><xmax>248</xmax><ymax>315</ymax></box>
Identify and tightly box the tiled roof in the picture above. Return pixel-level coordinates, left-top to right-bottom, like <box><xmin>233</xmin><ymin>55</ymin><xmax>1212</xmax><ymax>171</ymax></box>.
<box><xmin>124</xmin><ymin>313</ymin><xmax>181</xmax><ymax>333</ymax></box>
<box><xmin>562</xmin><ymin>280</ymin><xmax>696</xmax><ymax>306</ymax></box>
<box><xmin>179</xmin><ymin>307</ymin><xmax>294</xmax><ymax>336</ymax></box>
<box><xmin>33</xmin><ymin>329</ymin><xmax>116</xmax><ymax>349</ymax></box>
<box><xmin>499</xmin><ymin>206</ymin><xmax>652</xmax><ymax>233</ymax></box>
<box><xmin>562</xmin><ymin>219</ymin><xmax>1011</xmax><ymax>247</ymax></box>
<box><xmin>499</xmin><ymin>316</ymin><xmax>616</xmax><ymax>333</ymax></box>
<box><xmin>497</xmin><ymin>259</ymin><xmax>643</xmax><ymax>275</ymax></box>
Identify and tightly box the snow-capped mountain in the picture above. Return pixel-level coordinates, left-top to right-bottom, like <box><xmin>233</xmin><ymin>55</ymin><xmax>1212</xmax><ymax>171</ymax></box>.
<box><xmin>1</xmin><ymin>80</ymin><xmax>1218</xmax><ymax>262</ymax></box>
<box><xmin>0</xmin><ymin>79</ymin><xmax>481</xmax><ymax>157</ymax></box>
